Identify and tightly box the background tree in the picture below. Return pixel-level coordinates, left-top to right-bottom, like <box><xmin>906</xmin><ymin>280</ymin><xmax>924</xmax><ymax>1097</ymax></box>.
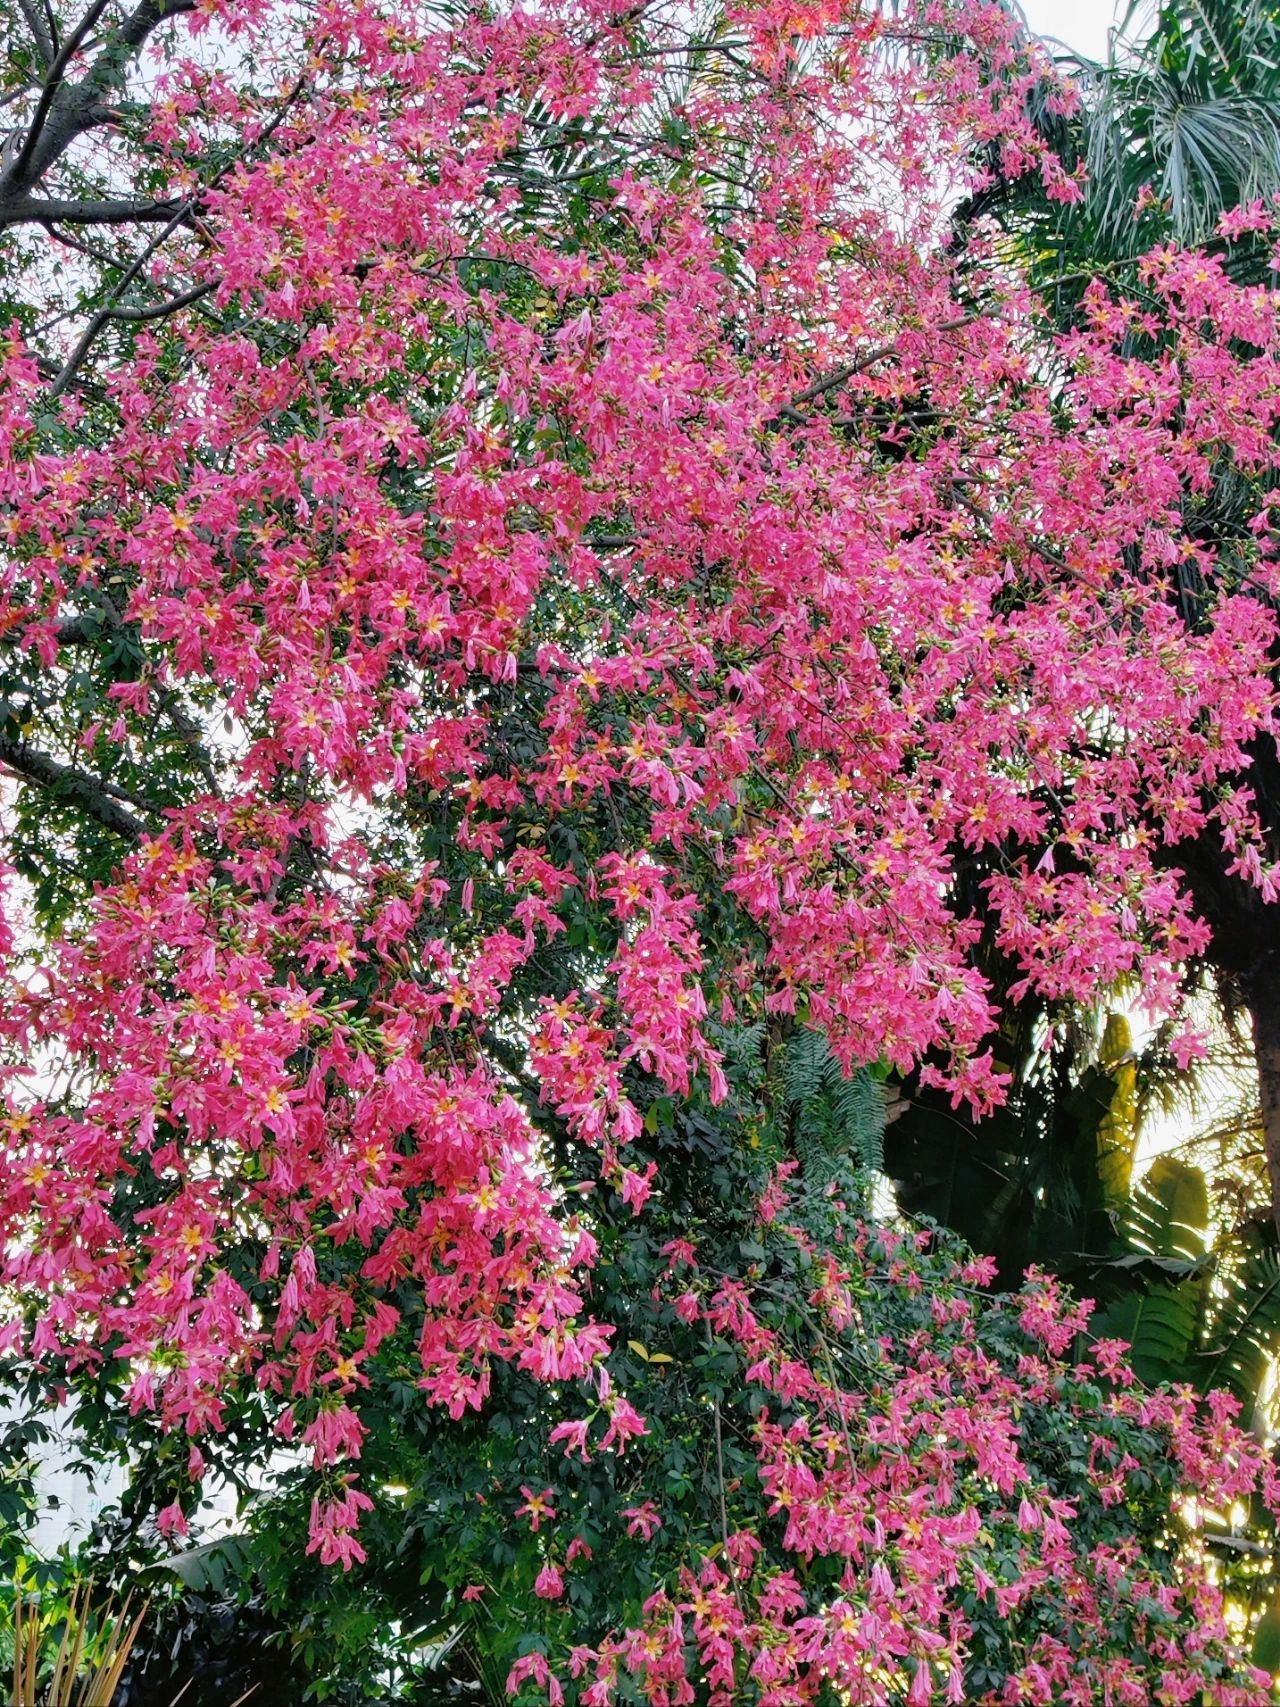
<box><xmin>891</xmin><ymin>0</ymin><xmax>1280</xmax><ymax>1428</ymax></box>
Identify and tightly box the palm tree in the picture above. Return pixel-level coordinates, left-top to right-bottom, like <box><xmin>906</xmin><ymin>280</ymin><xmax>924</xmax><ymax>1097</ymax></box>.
<box><xmin>970</xmin><ymin>0</ymin><xmax>1280</xmax><ymax>305</ymax></box>
<box><xmin>1072</xmin><ymin>0</ymin><xmax>1280</xmax><ymax>242</ymax></box>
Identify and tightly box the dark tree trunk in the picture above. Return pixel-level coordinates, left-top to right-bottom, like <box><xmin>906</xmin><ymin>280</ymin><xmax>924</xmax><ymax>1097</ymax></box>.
<box><xmin>1250</xmin><ymin>986</ymin><xmax>1280</xmax><ymax>1239</ymax></box>
<box><xmin>1150</xmin><ymin>727</ymin><xmax>1280</xmax><ymax>1234</ymax></box>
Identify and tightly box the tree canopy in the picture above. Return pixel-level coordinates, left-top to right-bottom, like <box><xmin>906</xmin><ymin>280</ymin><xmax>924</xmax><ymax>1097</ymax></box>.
<box><xmin>2</xmin><ymin>0</ymin><xmax>1280</xmax><ymax>1699</ymax></box>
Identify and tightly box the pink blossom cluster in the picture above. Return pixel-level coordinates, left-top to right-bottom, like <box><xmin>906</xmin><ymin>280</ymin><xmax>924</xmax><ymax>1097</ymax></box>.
<box><xmin>515</xmin><ymin>1215</ymin><xmax>1278</xmax><ymax>1706</ymax></box>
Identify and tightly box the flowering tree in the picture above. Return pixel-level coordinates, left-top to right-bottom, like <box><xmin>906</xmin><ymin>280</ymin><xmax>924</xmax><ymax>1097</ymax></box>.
<box><xmin>2</xmin><ymin>0</ymin><xmax>1280</xmax><ymax>1698</ymax></box>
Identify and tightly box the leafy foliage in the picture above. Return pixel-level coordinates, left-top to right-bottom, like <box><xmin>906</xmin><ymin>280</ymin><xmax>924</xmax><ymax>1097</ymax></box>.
<box><xmin>1201</xmin><ymin>1223</ymin><xmax>1280</xmax><ymax>1415</ymax></box>
<box><xmin>1091</xmin><ymin>1154</ymin><xmax>1210</xmax><ymax>1384</ymax></box>
<box><xmin>1079</xmin><ymin>0</ymin><xmax>1280</xmax><ymax>247</ymax></box>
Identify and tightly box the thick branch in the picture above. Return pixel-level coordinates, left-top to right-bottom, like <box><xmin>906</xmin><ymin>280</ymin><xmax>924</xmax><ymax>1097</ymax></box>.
<box><xmin>0</xmin><ymin>0</ymin><xmax>197</xmax><ymax>219</ymax></box>
<box><xmin>1</xmin><ymin>193</ymin><xmax>186</xmax><ymax>229</ymax></box>
<box><xmin>2</xmin><ymin>0</ymin><xmax>114</xmax><ymax>192</ymax></box>
<box><xmin>0</xmin><ymin>734</ymin><xmax>148</xmax><ymax>838</ymax></box>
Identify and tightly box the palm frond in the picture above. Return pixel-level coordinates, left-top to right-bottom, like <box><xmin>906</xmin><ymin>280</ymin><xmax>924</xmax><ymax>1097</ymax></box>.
<box><xmin>783</xmin><ymin>1029</ymin><xmax>886</xmax><ymax>1175</ymax></box>
<box><xmin>1198</xmin><ymin>1222</ymin><xmax>1280</xmax><ymax>1415</ymax></box>
<box><xmin>1091</xmin><ymin>1155</ymin><xmax>1210</xmax><ymax>1383</ymax></box>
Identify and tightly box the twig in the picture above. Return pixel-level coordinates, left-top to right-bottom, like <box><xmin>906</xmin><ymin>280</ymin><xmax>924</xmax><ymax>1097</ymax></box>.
<box><xmin>776</xmin><ymin>313</ymin><xmax>979</xmax><ymax>426</ymax></box>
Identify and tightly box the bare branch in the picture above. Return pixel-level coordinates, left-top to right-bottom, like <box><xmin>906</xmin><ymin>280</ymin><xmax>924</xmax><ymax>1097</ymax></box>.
<box><xmin>159</xmin><ymin>687</ymin><xmax>220</xmax><ymax>797</ymax></box>
<box><xmin>98</xmin><ymin>278</ymin><xmax>216</xmax><ymax>321</ymax></box>
<box><xmin>48</xmin><ymin>198</ymin><xmax>198</xmax><ymax>396</ymax></box>
<box><xmin>47</xmin><ymin>68</ymin><xmax>308</xmax><ymax>394</ymax></box>
<box><xmin>37</xmin><ymin>217</ymin><xmax>121</xmax><ymax>265</ymax></box>
<box><xmin>1</xmin><ymin>193</ymin><xmax>186</xmax><ymax>229</ymax></box>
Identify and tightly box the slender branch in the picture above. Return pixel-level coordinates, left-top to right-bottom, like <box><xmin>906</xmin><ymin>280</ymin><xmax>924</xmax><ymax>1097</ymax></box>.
<box><xmin>708</xmin><ymin>1363</ymin><xmax>746</xmax><ymax>1619</ymax></box>
<box><xmin>954</xmin><ymin>485</ymin><xmax>1069</xmax><ymax>569</ymax></box>
<box><xmin>773</xmin><ymin>313</ymin><xmax>980</xmax><ymax>428</ymax></box>
<box><xmin>48</xmin><ymin>67</ymin><xmax>307</xmax><ymax>395</ymax></box>
<box><xmin>37</xmin><ymin>218</ymin><xmax>121</xmax><ymax>266</ymax></box>
<box><xmin>159</xmin><ymin>688</ymin><xmax>220</xmax><ymax>796</ymax></box>
<box><xmin>48</xmin><ymin>200</ymin><xmax>197</xmax><ymax>397</ymax></box>
<box><xmin>95</xmin><ymin>773</ymin><xmax>165</xmax><ymax>810</ymax></box>
<box><xmin>41</xmin><ymin>0</ymin><xmax>60</xmax><ymax>56</ymax></box>
<box><xmin>99</xmin><ymin>278</ymin><xmax>216</xmax><ymax>322</ymax></box>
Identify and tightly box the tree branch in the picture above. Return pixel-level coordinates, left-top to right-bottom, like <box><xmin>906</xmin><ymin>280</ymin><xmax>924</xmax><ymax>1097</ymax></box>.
<box><xmin>45</xmin><ymin>67</ymin><xmax>307</xmax><ymax>394</ymax></box>
<box><xmin>2</xmin><ymin>0</ymin><xmax>114</xmax><ymax>192</ymax></box>
<box><xmin>15</xmin><ymin>0</ymin><xmax>56</xmax><ymax>69</ymax></box>
<box><xmin>158</xmin><ymin>687</ymin><xmax>220</xmax><ymax>797</ymax></box>
<box><xmin>0</xmin><ymin>733</ymin><xmax>149</xmax><ymax>838</ymax></box>
<box><xmin>48</xmin><ymin>198</ymin><xmax>199</xmax><ymax>396</ymax></box>
<box><xmin>771</xmin><ymin>313</ymin><xmax>980</xmax><ymax>429</ymax></box>
<box><xmin>100</xmin><ymin>278</ymin><xmax>216</xmax><ymax>321</ymax></box>
<box><xmin>1</xmin><ymin>193</ymin><xmax>187</xmax><ymax>229</ymax></box>
<box><xmin>0</xmin><ymin>0</ymin><xmax>198</xmax><ymax>218</ymax></box>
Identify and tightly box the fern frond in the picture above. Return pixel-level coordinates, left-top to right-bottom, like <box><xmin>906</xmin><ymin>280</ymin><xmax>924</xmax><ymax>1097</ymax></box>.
<box><xmin>783</xmin><ymin>1029</ymin><xmax>886</xmax><ymax>1174</ymax></box>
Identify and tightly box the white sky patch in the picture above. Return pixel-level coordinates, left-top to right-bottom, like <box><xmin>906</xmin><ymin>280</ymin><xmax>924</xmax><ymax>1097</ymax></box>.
<box><xmin>1019</xmin><ymin>0</ymin><xmax>1122</xmax><ymax>62</ymax></box>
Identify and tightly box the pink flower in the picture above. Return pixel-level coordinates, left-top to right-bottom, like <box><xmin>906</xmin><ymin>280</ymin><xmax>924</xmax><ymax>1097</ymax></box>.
<box><xmin>534</xmin><ymin>1563</ymin><xmax>565</xmax><ymax>1601</ymax></box>
<box><xmin>506</xmin><ymin>1653</ymin><xmax>562</xmax><ymax>1704</ymax></box>
<box><xmin>516</xmin><ymin>1486</ymin><xmax>557</xmax><ymax>1532</ymax></box>
<box><xmin>673</xmin><ymin>1290</ymin><xmax>700</xmax><ymax>1324</ymax></box>
<box><xmin>622</xmin><ymin>1501</ymin><xmax>661</xmax><ymax>1540</ymax></box>
<box><xmin>155</xmin><ymin>1502</ymin><xmax>188</xmax><ymax>1540</ymax></box>
<box><xmin>617</xmin><ymin>1164</ymin><xmax>655</xmax><ymax>1216</ymax></box>
<box><xmin>600</xmin><ymin>1396</ymin><xmax>648</xmax><ymax>1454</ymax></box>
<box><xmin>1169</xmin><ymin>1026</ymin><xmax>1208</xmax><ymax>1070</ymax></box>
<box><xmin>304</xmin><ymin>1479</ymin><xmax>373</xmax><ymax>1571</ymax></box>
<box><xmin>549</xmin><ymin>1418</ymin><xmax>592</xmax><ymax>1462</ymax></box>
